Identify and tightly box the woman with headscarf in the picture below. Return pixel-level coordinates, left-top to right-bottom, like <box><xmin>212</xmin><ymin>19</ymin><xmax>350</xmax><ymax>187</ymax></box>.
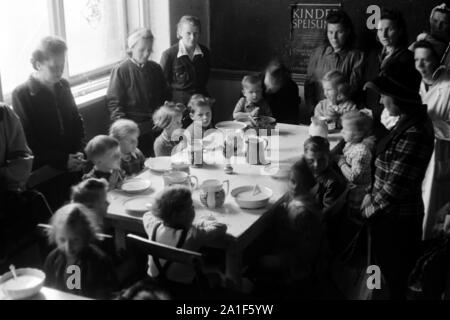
<box><xmin>107</xmin><ymin>28</ymin><xmax>168</xmax><ymax>157</ymax></box>
<box><xmin>362</xmin><ymin>63</ymin><xmax>435</xmax><ymax>299</ymax></box>
<box><xmin>412</xmin><ymin>38</ymin><xmax>450</xmax><ymax>240</ymax></box>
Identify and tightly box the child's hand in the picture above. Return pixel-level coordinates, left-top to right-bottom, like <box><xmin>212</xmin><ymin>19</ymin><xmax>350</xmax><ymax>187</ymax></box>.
<box><xmin>250</xmin><ymin>107</ymin><xmax>261</xmax><ymax>118</ymax></box>
<box><xmin>361</xmin><ymin>194</ymin><xmax>372</xmax><ymax>218</ymax></box>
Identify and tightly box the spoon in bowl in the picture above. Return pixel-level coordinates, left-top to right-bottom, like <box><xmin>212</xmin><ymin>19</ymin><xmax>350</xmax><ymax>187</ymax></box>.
<box><xmin>9</xmin><ymin>265</ymin><xmax>18</xmax><ymax>280</ymax></box>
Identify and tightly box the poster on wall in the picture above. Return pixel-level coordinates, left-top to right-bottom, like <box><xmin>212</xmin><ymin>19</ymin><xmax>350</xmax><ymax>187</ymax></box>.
<box><xmin>290</xmin><ymin>3</ymin><xmax>342</xmax><ymax>79</ymax></box>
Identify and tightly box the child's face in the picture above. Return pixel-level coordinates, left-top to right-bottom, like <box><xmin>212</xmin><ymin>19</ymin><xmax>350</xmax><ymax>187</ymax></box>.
<box><xmin>119</xmin><ymin>133</ymin><xmax>139</xmax><ymax>155</ymax></box>
<box><xmin>95</xmin><ymin>146</ymin><xmax>121</xmax><ymax>172</ymax></box>
<box><xmin>322</xmin><ymin>80</ymin><xmax>339</xmax><ymax>105</ymax></box>
<box><xmin>341</xmin><ymin>120</ymin><xmax>362</xmax><ymax>143</ymax></box>
<box><xmin>304</xmin><ymin>150</ymin><xmax>330</xmax><ymax>177</ymax></box>
<box><xmin>243</xmin><ymin>84</ymin><xmax>263</xmax><ymax>104</ymax></box>
<box><xmin>166</xmin><ymin>113</ymin><xmax>183</xmax><ymax>133</ymax></box>
<box><xmin>131</xmin><ymin>38</ymin><xmax>153</xmax><ymax>65</ymax></box>
<box><xmin>56</xmin><ymin>225</ymin><xmax>89</xmax><ymax>259</ymax></box>
<box><xmin>179</xmin><ymin>22</ymin><xmax>200</xmax><ymax>49</ymax></box>
<box><xmin>190</xmin><ymin>106</ymin><xmax>212</xmax><ymax>128</ymax></box>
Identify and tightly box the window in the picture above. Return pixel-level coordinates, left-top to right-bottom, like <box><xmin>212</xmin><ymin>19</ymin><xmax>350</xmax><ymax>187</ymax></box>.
<box><xmin>0</xmin><ymin>0</ymin><xmax>135</xmax><ymax>101</ymax></box>
<box><xmin>0</xmin><ymin>0</ymin><xmax>51</xmax><ymax>96</ymax></box>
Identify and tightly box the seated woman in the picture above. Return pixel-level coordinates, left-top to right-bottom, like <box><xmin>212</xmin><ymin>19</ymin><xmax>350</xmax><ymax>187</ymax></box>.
<box><xmin>263</xmin><ymin>60</ymin><xmax>301</xmax><ymax>124</ymax></box>
<box><xmin>12</xmin><ymin>36</ymin><xmax>85</xmax><ymax>211</ymax></box>
<box><xmin>107</xmin><ymin>28</ymin><xmax>168</xmax><ymax>157</ymax></box>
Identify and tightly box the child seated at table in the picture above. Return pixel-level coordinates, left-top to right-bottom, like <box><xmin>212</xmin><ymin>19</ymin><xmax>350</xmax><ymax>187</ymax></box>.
<box><xmin>184</xmin><ymin>94</ymin><xmax>214</xmax><ymax>142</ymax></box>
<box><xmin>233</xmin><ymin>75</ymin><xmax>272</xmax><ymax>121</ymax></box>
<box><xmin>303</xmin><ymin>136</ymin><xmax>347</xmax><ymax>215</ymax></box>
<box><xmin>44</xmin><ymin>203</ymin><xmax>118</xmax><ymax>299</ymax></box>
<box><xmin>70</xmin><ymin>178</ymin><xmax>109</xmax><ymax>228</ymax></box>
<box><xmin>335</xmin><ymin>111</ymin><xmax>375</xmax><ymax>215</ymax></box>
<box><xmin>251</xmin><ymin>158</ymin><xmax>327</xmax><ymax>297</ymax></box>
<box><xmin>153</xmin><ymin>101</ymin><xmax>186</xmax><ymax>156</ymax></box>
<box><xmin>314</xmin><ymin>70</ymin><xmax>357</xmax><ymax>129</ymax></box>
<box><xmin>143</xmin><ymin>185</ymin><xmax>227</xmax><ymax>284</ymax></box>
<box><xmin>83</xmin><ymin>135</ymin><xmax>125</xmax><ymax>190</ymax></box>
<box><xmin>109</xmin><ymin>119</ymin><xmax>145</xmax><ymax>176</ymax></box>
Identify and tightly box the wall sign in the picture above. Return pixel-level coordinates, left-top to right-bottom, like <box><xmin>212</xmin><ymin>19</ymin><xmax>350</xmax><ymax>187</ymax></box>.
<box><xmin>290</xmin><ymin>3</ymin><xmax>342</xmax><ymax>78</ymax></box>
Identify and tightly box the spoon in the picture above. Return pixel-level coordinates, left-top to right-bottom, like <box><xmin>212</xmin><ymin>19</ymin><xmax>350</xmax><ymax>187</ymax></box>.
<box><xmin>9</xmin><ymin>265</ymin><xmax>18</xmax><ymax>280</ymax></box>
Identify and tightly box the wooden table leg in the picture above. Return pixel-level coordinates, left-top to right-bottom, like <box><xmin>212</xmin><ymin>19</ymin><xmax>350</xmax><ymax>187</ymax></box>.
<box><xmin>225</xmin><ymin>248</ymin><xmax>243</xmax><ymax>291</ymax></box>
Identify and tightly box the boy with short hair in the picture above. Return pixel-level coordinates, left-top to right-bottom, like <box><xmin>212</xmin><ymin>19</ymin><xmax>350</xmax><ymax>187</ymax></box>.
<box><xmin>83</xmin><ymin>135</ymin><xmax>124</xmax><ymax>190</ymax></box>
<box><xmin>233</xmin><ymin>75</ymin><xmax>272</xmax><ymax>120</ymax></box>
<box><xmin>303</xmin><ymin>136</ymin><xmax>347</xmax><ymax>214</ymax></box>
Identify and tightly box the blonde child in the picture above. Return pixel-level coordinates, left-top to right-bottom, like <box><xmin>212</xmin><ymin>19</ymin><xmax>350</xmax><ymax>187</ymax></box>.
<box><xmin>152</xmin><ymin>101</ymin><xmax>186</xmax><ymax>156</ymax></box>
<box><xmin>109</xmin><ymin>119</ymin><xmax>145</xmax><ymax>176</ymax></box>
<box><xmin>71</xmin><ymin>178</ymin><xmax>109</xmax><ymax>228</ymax></box>
<box><xmin>336</xmin><ymin>110</ymin><xmax>375</xmax><ymax>213</ymax></box>
<box><xmin>44</xmin><ymin>203</ymin><xmax>117</xmax><ymax>299</ymax></box>
<box><xmin>233</xmin><ymin>75</ymin><xmax>272</xmax><ymax>121</ymax></box>
<box><xmin>314</xmin><ymin>70</ymin><xmax>357</xmax><ymax>129</ymax></box>
<box><xmin>184</xmin><ymin>94</ymin><xmax>214</xmax><ymax>142</ymax></box>
<box><xmin>143</xmin><ymin>186</ymin><xmax>227</xmax><ymax>284</ymax></box>
<box><xmin>83</xmin><ymin>135</ymin><xmax>124</xmax><ymax>190</ymax></box>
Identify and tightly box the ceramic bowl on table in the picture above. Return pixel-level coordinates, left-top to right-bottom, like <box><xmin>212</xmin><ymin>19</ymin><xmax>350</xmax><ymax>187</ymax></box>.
<box><xmin>231</xmin><ymin>185</ymin><xmax>273</xmax><ymax>209</ymax></box>
<box><xmin>145</xmin><ymin>157</ymin><xmax>172</xmax><ymax>173</ymax></box>
<box><xmin>120</xmin><ymin>179</ymin><xmax>151</xmax><ymax>194</ymax></box>
<box><xmin>123</xmin><ymin>196</ymin><xmax>153</xmax><ymax>216</ymax></box>
<box><xmin>0</xmin><ymin>268</ymin><xmax>45</xmax><ymax>300</ymax></box>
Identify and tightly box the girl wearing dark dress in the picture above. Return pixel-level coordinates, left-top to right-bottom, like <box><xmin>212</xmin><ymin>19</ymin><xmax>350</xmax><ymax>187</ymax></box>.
<box><xmin>107</xmin><ymin>28</ymin><xmax>168</xmax><ymax>157</ymax></box>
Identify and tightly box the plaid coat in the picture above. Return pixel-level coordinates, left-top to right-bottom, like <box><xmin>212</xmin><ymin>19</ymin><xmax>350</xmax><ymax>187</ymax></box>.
<box><xmin>365</xmin><ymin>108</ymin><xmax>434</xmax><ymax>217</ymax></box>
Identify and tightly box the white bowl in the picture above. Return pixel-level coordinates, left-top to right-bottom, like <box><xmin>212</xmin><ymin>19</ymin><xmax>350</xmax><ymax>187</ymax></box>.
<box><xmin>0</xmin><ymin>268</ymin><xmax>45</xmax><ymax>300</ymax></box>
<box><xmin>231</xmin><ymin>186</ymin><xmax>273</xmax><ymax>209</ymax></box>
<box><xmin>215</xmin><ymin>121</ymin><xmax>247</xmax><ymax>132</ymax></box>
<box><xmin>121</xmin><ymin>179</ymin><xmax>151</xmax><ymax>194</ymax></box>
<box><xmin>145</xmin><ymin>157</ymin><xmax>172</xmax><ymax>173</ymax></box>
<box><xmin>124</xmin><ymin>197</ymin><xmax>153</xmax><ymax>216</ymax></box>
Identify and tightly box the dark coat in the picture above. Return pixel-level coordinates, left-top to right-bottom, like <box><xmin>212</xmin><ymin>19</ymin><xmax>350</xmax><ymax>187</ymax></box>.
<box><xmin>12</xmin><ymin>77</ymin><xmax>85</xmax><ymax>171</ymax></box>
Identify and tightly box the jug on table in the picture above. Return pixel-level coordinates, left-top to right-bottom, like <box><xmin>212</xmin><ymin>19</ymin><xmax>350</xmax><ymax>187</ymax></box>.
<box><xmin>199</xmin><ymin>179</ymin><xmax>230</xmax><ymax>209</ymax></box>
<box><xmin>309</xmin><ymin>116</ymin><xmax>328</xmax><ymax>138</ymax></box>
<box><xmin>245</xmin><ymin>136</ymin><xmax>270</xmax><ymax>165</ymax></box>
<box><xmin>163</xmin><ymin>170</ymin><xmax>198</xmax><ymax>190</ymax></box>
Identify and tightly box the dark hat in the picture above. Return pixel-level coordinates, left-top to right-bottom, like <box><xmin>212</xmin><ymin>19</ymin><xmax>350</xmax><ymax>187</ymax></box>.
<box><xmin>364</xmin><ymin>62</ymin><xmax>422</xmax><ymax>105</ymax></box>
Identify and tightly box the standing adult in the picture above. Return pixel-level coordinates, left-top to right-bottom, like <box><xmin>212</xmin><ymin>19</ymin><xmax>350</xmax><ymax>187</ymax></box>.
<box><xmin>428</xmin><ymin>3</ymin><xmax>450</xmax><ymax>65</ymax></box>
<box><xmin>412</xmin><ymin>39</ymin><xmax>450</xmax><ymax>240</ymax></box>
<box><xmin>305</xmin><ymin>10</ymin><xmax>364</xmax><ymax>119</ymax></box>
<box><xmin>365</xmin><ymin>8</ymin><xmax>415</xmax><ymax>135</ymax></box>
<box><xmin>262</xmin><ymin>60</ymin><xmax>301</xmax><ymax>125</ymax></box>
<box><xmin>362</xmin><ymin>66</ymin><xmax>434</xmax><ymax>299</ymax></box>
<box><xmin>107</xmin><ymin>28</ymin><xmax>168</xmax><ymax>157</ymax></box>
<box><xmin>160</xmin><ymin>15</ymin><xmax>211</xmax><ymax>128</ymax></box>
<box><xmin>12</xmin><ymin>36</ymin><xmax>85</xmax><ymax>211</ymax></box>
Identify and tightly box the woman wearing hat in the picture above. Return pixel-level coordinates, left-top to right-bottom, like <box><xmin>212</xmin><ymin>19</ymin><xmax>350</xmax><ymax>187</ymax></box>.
<box><xmin>107</xmin><ymin>28</ymin><xmax>169</xmax><ymax>157</ymax></box>
<box><xmin>412</xmin><ymin>39</ymin><xmax>450</xmax><ymax>240</ymax></box>
<box><xmin>362</xmin><ymin>65</ymin><xmax>435</xmax><ymax>299</ymax></box>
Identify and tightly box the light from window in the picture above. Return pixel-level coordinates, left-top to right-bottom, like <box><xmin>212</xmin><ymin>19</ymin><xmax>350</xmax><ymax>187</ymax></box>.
<box><xmin>0</xmin><ymin>0</ymin><xmax>50</xmax><ymax>95</ymax></box>
<box><xmin>64</xmin><ymin>0</ymin><xmax>127</xmax><ymax>77</ymax></box>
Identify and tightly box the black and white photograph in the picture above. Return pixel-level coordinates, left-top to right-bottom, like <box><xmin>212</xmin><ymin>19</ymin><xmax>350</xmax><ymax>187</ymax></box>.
<box><xmin>1</xmin><ymin>0</ymin><xmax>450</xmax><ymax>306</ymax></box>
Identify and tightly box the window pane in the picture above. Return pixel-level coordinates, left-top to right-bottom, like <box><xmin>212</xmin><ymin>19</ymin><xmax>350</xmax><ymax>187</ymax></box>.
<box><xmin>0</xmin><ymin>0</ymin><xmax>50</xmax><ymax>95</ymax></box>
<box><xmin>64</xmin><ymin>0</ymin><xmax>127</xmax><ymax>76</ymax></box>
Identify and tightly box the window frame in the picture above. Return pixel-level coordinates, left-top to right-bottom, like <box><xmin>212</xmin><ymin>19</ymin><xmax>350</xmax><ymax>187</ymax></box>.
<box><xmin>0</xmin><ymin>0</ymin><xmax>139</xmax><ymax>102</ymax></box>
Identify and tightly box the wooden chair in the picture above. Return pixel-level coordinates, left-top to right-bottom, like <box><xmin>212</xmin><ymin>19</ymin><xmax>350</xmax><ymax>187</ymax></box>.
<box><xmin>126</xmin><ymin>233</ymin><xmax>211</xmax><ymax>299</ymax></box>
